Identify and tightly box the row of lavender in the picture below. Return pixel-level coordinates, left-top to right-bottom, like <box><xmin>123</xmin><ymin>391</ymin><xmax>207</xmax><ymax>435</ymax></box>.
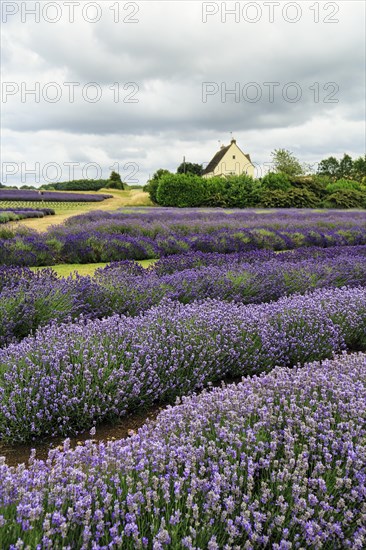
<box><xmin>1</xmin><ymin>225</ymin><xmax>366</xmax><ymax>265</ymax></box>
<box><xmin>63</xmin><ymin>208</ymin><xmax>366</xmax><ymax>232</ymax></box>
<box><xmin>1</xmin><ymin>246</ymin><xmax>366</xmax><ymax>348</ymax></box>
<box><xmin>151</xmin><ymin>245</ymin><xmax>366</xmax><ymax>273</ymax></box>
<box><xmin>0</xmin><ymin>286</ymin><xmax>365</xmax><ymax>442</ymax></box>
<box><xmin>1</xmin><ymin>351</ymin><xmax>365</xmax><ymax>548</ymax></box>
<box><xmin>1</xmin><ymin>208</ymin><xmax>366</xmax><ymax>264</ymax></box>
<box><xmin>0</xmin><ymin>207</ymin><xmax>54</xmax><ymax>224</ymax></box>
<box><xmin>96</xmin><ymin>252</ymin><xmax>366</xmax><ymax>313</ymax></box>
<box><xmin>0</xmin><ymin>190</ymin><xmax>112</xmax><ymax>202</ymax></box>
<box><xmin>0</xmin><ymin>207</ymin><xmax>54</xmax><ymax>215</ymax></box>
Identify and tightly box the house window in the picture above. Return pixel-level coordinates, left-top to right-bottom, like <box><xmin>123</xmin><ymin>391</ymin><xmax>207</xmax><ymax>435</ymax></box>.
<box><xmin>232</xmin><ymin>155</ymin><xmax>236</xmax><ymax>159</ymax></box>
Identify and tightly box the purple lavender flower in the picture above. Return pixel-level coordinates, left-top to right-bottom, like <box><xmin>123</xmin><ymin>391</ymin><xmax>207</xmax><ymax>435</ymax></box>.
<box><xmin>0</xmin><ymin>352</ymin><xmax>365</xmax><ymax>548</ymax></box>
<box><xmin>0</xmin><ymin>286</ymin><xmax>365</xmax><ymax>442</ymax></box>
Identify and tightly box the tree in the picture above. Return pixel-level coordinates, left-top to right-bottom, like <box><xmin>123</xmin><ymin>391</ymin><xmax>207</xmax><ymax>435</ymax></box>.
<box><xmin>339</xmin><ymin>154</ymin><xmax>354</xmax><ymax>180</ymax></box>
<box><xmin>270</xmin><ymin>149</ymin><xmax>304</xmax><ymax>177</ymax></box>
<box><xmin>109</xmin><ymin>171</ymin><xmax>121</xmax><ymax>182</ymax></box>
<box><xmin>317</xmin><ymin>156</ymin><xmax>340</xmax><ymax>181</ymax></box>
<box><xmin>177</xmin><ymin>162</ymin><xmax>203</xmax><ymax>176</ymax></box>
<box><xmin>150</xmin><ymin>169</ymin><xmax>172</xmax><ymax>181</ymax></box>
<box><xmin>317</xmin><ymin>154</ymin><xmax>363</xmax><ymax>182</ymax></box>
<box><xmin>352</xmin><ymin>155</ymin><xmax>366</xmax><ymax>182</ymax></box>
<box><xmin>107</xmin><ymin>171</ymin><xmax>125</xmax><ymax>190</ymax></box>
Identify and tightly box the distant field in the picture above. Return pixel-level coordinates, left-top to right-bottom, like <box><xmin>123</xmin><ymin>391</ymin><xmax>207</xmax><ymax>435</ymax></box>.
<box><xmin>8</xmin><ymin>189</ymin><xmax>154</xmax><ymax>231</ymax></box>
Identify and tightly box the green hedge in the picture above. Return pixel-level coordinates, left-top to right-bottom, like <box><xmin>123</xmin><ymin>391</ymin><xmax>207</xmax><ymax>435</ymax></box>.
<box><xmin>326</xmin><ymin>179</ymin><xmax>364</xmax><ymax>194</ymax></box>
<box><xmin>205</xmin><ymin>175</ymin><xmax>261</xmax><ymax>208</ymax></box>
<box><xmin>260</xmin><ymin>188</ymin><xmax>319</xmax><ymax>208</ymax></box>
<box><xmin>323</xmin><ymin>189</ymin><xmax>366</xmax><ymax>209</ymax></box>
<box><xmin>260</xmin><ymin>172</ymin><xmax>292</xmax><ymax>191</ymax></box>
<box><xmin>156</xmin><ymin>174</ymin><xmax>207</xmax><ymax>207</ymax></box>
<box><xmin>151</xmin><ymin>172</ymin><xmax>366</xmax><ymax>209</ymax></box>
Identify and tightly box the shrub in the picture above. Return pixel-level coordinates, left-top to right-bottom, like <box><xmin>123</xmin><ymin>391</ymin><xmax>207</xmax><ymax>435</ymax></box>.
<box><xmin>290</xmin><ymin>175</ymin><xmax>328</xmax><ymax>198</ymax></box>
<box><xmin>154</xmin><ymin>174</ymin><xmax>261</xmax><ymax>208</ymax></box>
<box><xmin>104</xmin><ymin>179</ymin><xmax>125</xmax><ymax>190</ymax></box>
<box><xmin>260</xmin><ymin>171</ymin><xmax>292</xmax><ymax>191</ymax></box>
<box><xmin>0</xmin><ymin>226</ymin><xmax>15</xmax><ymax>239</ymax></box>
<box><xmin>260</xmin><ymin>188</ymin><xmax>319</xmax><ymax>208</ymax></box>
<box><xmin>205</xmin><ymin>175</ymin><xmax>261</xmax><ymax>208</ymax></box>
<box><xmin>156</xmin><ymin>173</ymin><xmax>208</xmax><ymax>207</ymax></box>
<box><xmin>145</xmin><ymin>169</ymin><xmax>172</xmax><ymax>203</ymax></box>
<box><xmin>324</xmin><ymin>189</ymin><xmax>365</xmax><ymax>209</ymax></box>
<box><xmin>144</xmin><ymin>178</ymin><xmax>160</xmax><ymax>203</ymax></box>
<box><xmin>326</xmin><ymin>178</ymin><xmax>364</xmax><ymax>194</ymax></box>
<box><xmin>286</xmin><ymin>188</ymin><xmax>320</xmax><ymax>207</ymax></box>
<box><xmin>203</xmin><ymin>176</ymin><xmax>229</xmax><ymax>207</ymax></box>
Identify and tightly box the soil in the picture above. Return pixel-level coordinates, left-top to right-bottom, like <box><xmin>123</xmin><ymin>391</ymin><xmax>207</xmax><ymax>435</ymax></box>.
<box><xmin>0</xmin><ymin>405</ymin><xmax>165</xmax><ymax>468</ymax></box>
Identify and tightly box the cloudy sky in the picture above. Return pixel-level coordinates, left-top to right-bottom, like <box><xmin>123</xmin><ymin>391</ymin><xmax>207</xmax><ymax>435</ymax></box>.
<box><xmin>1</xmin><ymin>0</ymin><xmax>365</xmax><ymax>186</ymax></box>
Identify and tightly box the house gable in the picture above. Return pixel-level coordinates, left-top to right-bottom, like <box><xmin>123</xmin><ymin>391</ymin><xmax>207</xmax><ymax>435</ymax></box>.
<box><xmin>203</xmin><ymin>140</ymin><xmax>254</xmax><ymax>178</ymax></box>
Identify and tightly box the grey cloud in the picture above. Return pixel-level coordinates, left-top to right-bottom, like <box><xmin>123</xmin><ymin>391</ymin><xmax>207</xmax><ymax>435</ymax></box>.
<box><xmin>1</xmin><ymin>0</ymin><xmax>365</xmax><ymax>186</ymax></box>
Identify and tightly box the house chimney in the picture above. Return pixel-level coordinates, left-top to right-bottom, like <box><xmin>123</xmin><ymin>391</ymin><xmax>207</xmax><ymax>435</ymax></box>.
<box><xmin>231</xmin><ymin>138</ymin><xmax>236</xmax><ymax>144</ymax></box>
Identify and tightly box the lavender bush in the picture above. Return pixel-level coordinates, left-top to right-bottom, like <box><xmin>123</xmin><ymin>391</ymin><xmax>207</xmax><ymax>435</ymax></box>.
<box><xmin>0</xmin><ymin>269</ymin><xmax>113</xmax><ymax>346</ymax></box>
<box><xmin>1</xmin><ymin>208</ymin><xmax>366</xmax><ymax>265</ymax></box>
<box><xmin>0</xmin><ymin>207</ymin><xmax>54</xmax><ymax>215</ymax></box>
<box><xmin>0</xmin><ymin>234</ymin><xmax>57</xmax><ymax>266</ymax></box>
<box><xmin>1</xmin><ymin>247</ymin><xmax>366</xmax><ymax>347</ymax></box>
<box><xmin>152</xmin><ymin>245</ymin><xmax>366</xmax><ymax>275</ymax></box>
<box><xmin>0</xmin><ymin>209</ymin><xmax>53</xmax><ymax>224</ymax></box>
<box><xmin>47</xmin><ymin>209</ymin><xmax>366</xmax><ymax>263</ymax></box>
<box><xmin>95</xmin><ymin>253</ymin><xmax>366</xmax><ymax>314</ymax></box>
<box><xmin>1</xmin><ymin>352</ymin><xmax>365</xmax><ymax>548</ymax></box>
<box><xmin>0</xmin><ymin>286</ymin><xmax>365</xmax><ymax>442</ymax></box>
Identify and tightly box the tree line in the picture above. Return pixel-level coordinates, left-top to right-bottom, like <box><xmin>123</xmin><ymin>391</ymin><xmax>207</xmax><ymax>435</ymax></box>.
<box><xmin>0</xmin><ymin>172</ymin><xmax>126</xmax><ymax>192</ymax></box>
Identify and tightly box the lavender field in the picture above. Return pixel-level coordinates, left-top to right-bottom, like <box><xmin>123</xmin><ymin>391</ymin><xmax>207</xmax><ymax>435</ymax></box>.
<box><xmin>1</xmin><ymin>208</ymin><xmax>366</xmax><ymax>266</ymax></box>
<box><xmin>0</xmin><ymin>189</ymin><xmax>113</xmax><ymax>202</ymax></box>
<box><xmin>0</xmin><ymin>208</ymin><xmax>366</xmax><ymax>549</ymax></box>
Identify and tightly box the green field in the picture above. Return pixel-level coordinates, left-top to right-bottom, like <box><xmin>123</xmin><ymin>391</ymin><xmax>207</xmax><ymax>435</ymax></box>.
<box><xmin>31</xmin><ymin>259</ymin><xmax>157</xmax><ymax>277</ymax></box>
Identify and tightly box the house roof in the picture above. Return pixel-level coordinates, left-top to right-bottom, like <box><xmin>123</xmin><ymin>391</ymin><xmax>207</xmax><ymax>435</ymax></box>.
<box><xmin>202</xmin><ymin>140</ymin><xmax>252</xmax><ymax>175</ymax></box>
<box><xmin>202</xmin><ymin>144</ymin><xmax>231</xmax><ymax>175</ymax></box>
